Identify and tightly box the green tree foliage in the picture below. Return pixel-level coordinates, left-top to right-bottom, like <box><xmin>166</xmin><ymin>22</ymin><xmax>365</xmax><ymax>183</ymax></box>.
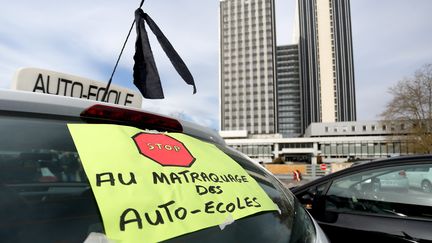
<box><xmin>381</xmin><ymin>64</ymin><xmax>432</xmax><ymax>153</ymax></box>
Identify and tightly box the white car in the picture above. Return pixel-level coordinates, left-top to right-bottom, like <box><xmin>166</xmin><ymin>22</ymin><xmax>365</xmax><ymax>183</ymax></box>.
<box><xmin>406</xmin><ymin>166</ymin><xmax>432</xmax><ymax>193</ymax></box>
<box><xmin>0</xmin><ymin>88</ymin><xmax>328</xmax><ymax>243</ymax></box>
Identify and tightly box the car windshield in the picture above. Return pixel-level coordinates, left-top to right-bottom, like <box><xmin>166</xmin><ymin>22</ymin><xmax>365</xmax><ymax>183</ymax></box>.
<box><xmin>0</xmin><ymin>114</ymin><xmax>316</xmax><ymax>243</ymax></box>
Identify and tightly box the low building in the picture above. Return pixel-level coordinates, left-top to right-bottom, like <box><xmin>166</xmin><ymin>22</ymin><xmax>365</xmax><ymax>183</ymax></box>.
<box><xmin>221</xmin><ymin>121</ymin><xmax>413</xmax><ymax>164</ymax></box>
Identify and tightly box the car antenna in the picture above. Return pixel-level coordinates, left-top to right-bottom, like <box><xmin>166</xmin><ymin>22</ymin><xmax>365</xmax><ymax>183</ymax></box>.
<box><xmin>102</xmin><ymin>0</ymin><xmax>196</xmax><ymax>102</ymax></box>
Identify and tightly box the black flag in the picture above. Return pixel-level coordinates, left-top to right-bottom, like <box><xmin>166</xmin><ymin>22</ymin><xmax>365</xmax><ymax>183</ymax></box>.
<box><xmin>133</xmin><ymin>8</ymin><xmax>196</xmax><ymax>99</ymax></box>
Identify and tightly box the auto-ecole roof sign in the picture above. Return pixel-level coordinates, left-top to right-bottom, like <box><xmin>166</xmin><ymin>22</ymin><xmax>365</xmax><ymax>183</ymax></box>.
<box><xmin>11</xmin><ymin>67</ymin><xmax>142</xmax><ymax>108</ymax></box>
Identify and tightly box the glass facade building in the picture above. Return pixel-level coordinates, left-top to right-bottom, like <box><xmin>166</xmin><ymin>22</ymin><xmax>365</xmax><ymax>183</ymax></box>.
<box><xmin>220</xmin><ymin>0</ymin><xmax>277</xmax><ymax>135</ymax></box>
<box><xmin>276</xmin><ymin>45</ymin><xmax>302</xmax><ymax>137</ymax></box>
<box><xmin>298</xmin><ymin>0</ymin><xmax>356</xmax><ymax>131</ymax></box>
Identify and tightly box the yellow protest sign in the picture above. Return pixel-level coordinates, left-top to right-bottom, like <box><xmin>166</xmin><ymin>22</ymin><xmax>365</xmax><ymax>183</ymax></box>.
<box><xmin>68</xmin><ymin>124</ymin><xmax>278</xmax><ymax>243</ymax></box>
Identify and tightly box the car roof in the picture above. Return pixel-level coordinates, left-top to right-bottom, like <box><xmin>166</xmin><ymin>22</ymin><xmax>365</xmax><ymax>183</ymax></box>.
<box><xmin>291</xmin><ymin>155</ymin><xmax>432</xmax><ymax>193</ymax></box>
<box><xmin>0</xmin><ymin>88</ymin><xmax>225</xmax><ymax>145</ymax></box>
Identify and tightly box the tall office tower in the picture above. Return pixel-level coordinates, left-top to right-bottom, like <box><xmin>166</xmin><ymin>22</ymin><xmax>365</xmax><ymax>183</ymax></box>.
<box><xmin>276</xmin><ymin>45</ymin><xmax>302</xmax><ymax>137</ymax></box>
<box><xmin>298</xmin><ymin>0</ymin><xmax>356</xmax><ymax>131</ymax></box>
<box><xmin>219</xmin><ymin>0</ymin><xmax>277</xmax><ymax>135</ymax></box>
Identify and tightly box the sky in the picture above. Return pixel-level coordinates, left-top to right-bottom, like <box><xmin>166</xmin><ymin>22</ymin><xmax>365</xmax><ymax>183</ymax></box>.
<box><xmin>0</xmin><ymin>0</ymin><xmax>431</xmax><ymax>130</ymax></box>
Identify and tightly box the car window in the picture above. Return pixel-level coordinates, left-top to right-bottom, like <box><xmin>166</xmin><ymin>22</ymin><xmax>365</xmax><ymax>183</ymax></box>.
<box><xmin>324</xmin><ymin>164</ymin><xmax>432</xmax><ymax>220</ymax></box>
<box><xmin>0</xmin><ymin>115</ymin><xmax>100</xmax><ymax>243</ymax></box>
<box><xmin>0</xmin><ymin>114</ymin><xmax>316</xmax><ymax>243</ymax></box>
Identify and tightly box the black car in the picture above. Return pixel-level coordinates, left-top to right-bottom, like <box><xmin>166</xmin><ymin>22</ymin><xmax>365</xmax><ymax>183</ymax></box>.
<box><xmin>291</xmin><ymin>155</ymin><xmax>432</xmax><ymax>243</ymax></box>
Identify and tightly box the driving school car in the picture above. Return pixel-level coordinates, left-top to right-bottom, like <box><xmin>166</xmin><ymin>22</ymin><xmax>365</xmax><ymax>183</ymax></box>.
<box><xmin>0</xmin><ymin>69</ymin><xmax>327</xmax><ymax>243</ymax></box>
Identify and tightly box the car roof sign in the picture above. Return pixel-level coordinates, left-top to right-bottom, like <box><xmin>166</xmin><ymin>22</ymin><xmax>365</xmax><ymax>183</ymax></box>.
<box><xmin>11</xmin><ymin>67</ymin><xmax>143</xmax><ymax>108</ymax></box>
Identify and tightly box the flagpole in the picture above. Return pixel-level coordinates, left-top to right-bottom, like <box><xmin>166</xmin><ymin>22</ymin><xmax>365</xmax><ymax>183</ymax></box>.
<box><xmin>101</xmin><ymin>0</ymin><xmax>146</xmax><ymax>102</ymax></box>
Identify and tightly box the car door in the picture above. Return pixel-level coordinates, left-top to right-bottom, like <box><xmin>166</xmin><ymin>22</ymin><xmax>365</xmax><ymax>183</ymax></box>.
<box><xmin>406</xmin><ymin>167</ymin><xmax>432</xmax><ymax>193</ymax></box>
<box><xmin>298</xmin><ymin>163</ymin><xmax>432</xmax><ymax>243</ymax></box>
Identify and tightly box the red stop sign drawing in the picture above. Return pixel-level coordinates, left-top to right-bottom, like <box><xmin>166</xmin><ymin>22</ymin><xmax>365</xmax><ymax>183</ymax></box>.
<box><xmin>133</xmin><ymin>133</ymin><xmax>196</xmax><ymax>167</ymax></box>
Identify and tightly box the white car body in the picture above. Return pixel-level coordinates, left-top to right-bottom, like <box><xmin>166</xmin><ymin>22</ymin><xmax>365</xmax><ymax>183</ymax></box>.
<box><xmin>0</xmin><ymin>87</ymin><xmax>328</xmax><ymax>243</ymax></box>
<box><xmin>406</xmin><ymin>167</ymin><xmax>432</xmax><ymax>192</ymax></box>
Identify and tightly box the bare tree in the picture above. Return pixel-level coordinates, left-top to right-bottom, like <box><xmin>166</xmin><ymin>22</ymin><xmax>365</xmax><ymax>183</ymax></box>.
<box><xmin>381</xmin><ymin>64</ymin><xmax>432</xmax><ymax>153</ymax></box>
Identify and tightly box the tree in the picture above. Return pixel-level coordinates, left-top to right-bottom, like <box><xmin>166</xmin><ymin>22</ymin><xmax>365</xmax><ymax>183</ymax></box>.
<box><xmin>381</xmin><ymin>64</ymin><xmax>432</xmax><ymax>153</ymax></box>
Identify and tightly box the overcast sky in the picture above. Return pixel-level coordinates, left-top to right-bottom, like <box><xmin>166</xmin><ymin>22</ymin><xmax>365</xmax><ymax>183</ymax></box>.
<box><xmin>0</xmin><ymin>0</ymin><xmax>431</xmax><ymax>130</ymax></box>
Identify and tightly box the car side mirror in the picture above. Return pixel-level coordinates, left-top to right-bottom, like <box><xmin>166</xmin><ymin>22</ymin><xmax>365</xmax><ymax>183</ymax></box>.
<box><xmin>297</xmin><ymin>192</ymin><xmax>313</xmax><ymax>210</ymax></box>
<box><xmin>296</xmin><ymin>183</ymin><xmax>329</xmax><ymax>213</ymax></box>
